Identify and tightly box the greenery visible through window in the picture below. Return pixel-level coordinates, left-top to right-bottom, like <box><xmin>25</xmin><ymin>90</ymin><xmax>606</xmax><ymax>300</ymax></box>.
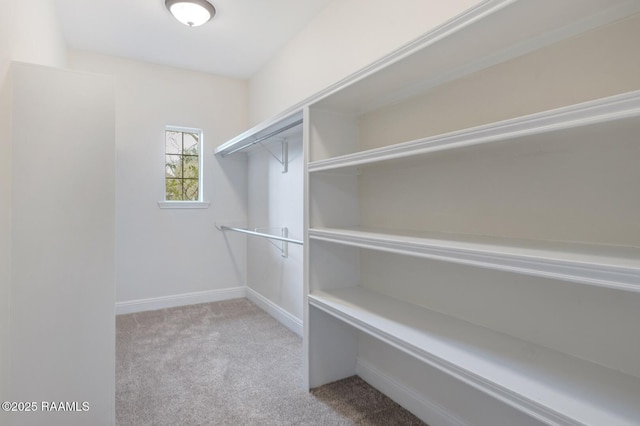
<box><xmin>165</xmin><ymin>127</ymin><xmax>201</xmax><ymax>201</ymax></box>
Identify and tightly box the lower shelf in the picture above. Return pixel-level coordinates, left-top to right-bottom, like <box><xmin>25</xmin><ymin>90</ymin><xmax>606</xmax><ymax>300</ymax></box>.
<box><xmin>308</xmin><ymin>287</ymin><xmax>640</xmax><ymax>426</ymax></box>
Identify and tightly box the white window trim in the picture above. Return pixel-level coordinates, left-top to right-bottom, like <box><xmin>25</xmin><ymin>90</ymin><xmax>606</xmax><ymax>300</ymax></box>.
<box><xmin>158</xmin><ymin>201</ymin><xmax>210</xmax><ymax>209</ymax></box>
<box><xmin>161</xmin><ymin>125</ymin><xmax>208</xmax><ymax>208</ymax></box>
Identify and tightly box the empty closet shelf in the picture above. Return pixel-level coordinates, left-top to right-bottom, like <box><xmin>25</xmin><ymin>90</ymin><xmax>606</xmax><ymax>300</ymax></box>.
<box><xmin>309</xmin><ymin>287</ymin><xmax>640</xmax><ymax>426</ymax></box>
<box><xmin>308</xmin><ymin>227</ymin><xmax>640</xmax><ymax>292</ymax></box>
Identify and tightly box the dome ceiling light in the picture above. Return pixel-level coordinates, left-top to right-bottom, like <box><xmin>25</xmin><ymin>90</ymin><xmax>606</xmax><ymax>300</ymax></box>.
<box><xmin>165</xmin><ymin>0</ymin><xmax>216</xmax><ymax>27</ymax></box>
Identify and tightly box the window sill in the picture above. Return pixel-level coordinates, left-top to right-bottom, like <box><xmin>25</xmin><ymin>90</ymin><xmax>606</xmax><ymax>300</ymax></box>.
<box><xmin>157</xmin><ymin>201</ymin><xmax>211</xmax><ymax>209</ymax></box>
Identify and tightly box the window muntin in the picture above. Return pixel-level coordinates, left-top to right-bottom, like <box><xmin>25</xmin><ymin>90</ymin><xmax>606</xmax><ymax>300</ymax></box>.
<box><xmin>165</xmin><ymin>127</ymin><xmax>202</xmax><ymax>201</ymax></box>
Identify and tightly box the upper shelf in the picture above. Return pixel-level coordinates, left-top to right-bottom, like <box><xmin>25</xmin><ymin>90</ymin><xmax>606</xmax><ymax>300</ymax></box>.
<box><xmin>308</xmin><ymin>90</ymin><xmax>640</xmax><ymax>172</ymax></box>
<box><xmin>308</xmin><ymin>227</ymin><xmax>640</xmax><ymax>293</ymax></box>
<box><xmin>214</xmin><ymin>110</ymin><xmax>302</xmax><ymax>157</ymax></box>
<box><xmin>310</xmin><ymin>0</ymin><xmax>640</xmax><ymax>115</ymax></box>
<box><xmin>218</xmin><ymin>0</ymin><xmax>639</xmax><ymax>160</ymax></box>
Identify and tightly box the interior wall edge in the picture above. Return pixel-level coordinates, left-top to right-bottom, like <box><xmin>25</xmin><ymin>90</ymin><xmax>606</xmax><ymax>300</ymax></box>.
<box><xmin>0</xmin><ymin>55</ymin><xmax>11</xmax><ymax>408</ymax></box>
<box><xmin>246</xmin><ymin>287</ymin><xmax>303</xmax><ymax>337</ymax></box>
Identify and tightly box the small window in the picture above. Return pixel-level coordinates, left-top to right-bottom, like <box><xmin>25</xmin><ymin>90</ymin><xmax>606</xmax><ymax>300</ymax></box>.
<box><xmin>165</xmin><ymin>126</ymin><xmax>202</xmax><ymax>201</ymax></box>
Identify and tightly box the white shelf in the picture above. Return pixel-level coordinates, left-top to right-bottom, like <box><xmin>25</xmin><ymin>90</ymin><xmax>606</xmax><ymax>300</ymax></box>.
<box><xmin>308</xmin><ymin>227</ymin><xmax>640</xmax><ymax>292</ymax></box>
<box><xmin>309</xmin><ymin>287</ymin><xmax>640</xmax><ymax>426</ymax></box>
<box><xmin>308</xmin><ymin>90</ymin><xmax>640</xmax><ymax>172</ymax></box>
<box><xmin>214</xmin><ymin>110</ymin><xmax>302</xmax><ymax>157</ymax></box>
<box><xmin>311</xmin><ymin>0</ymin><xmax>640</xmax><ymax>115</ymax></box>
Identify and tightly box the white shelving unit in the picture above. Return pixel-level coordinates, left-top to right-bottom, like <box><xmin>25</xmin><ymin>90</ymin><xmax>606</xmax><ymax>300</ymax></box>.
<box><xmin>303</xmin><ymin>0</ymin><xmax>640</xmax><ymax>424</ymax></box>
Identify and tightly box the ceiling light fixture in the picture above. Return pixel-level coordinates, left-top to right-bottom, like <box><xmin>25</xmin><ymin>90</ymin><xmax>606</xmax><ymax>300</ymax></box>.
<box><xmin>165</xmin><ymin>0</ymin><xmax>216</xmax><ymax>27</ymax></box>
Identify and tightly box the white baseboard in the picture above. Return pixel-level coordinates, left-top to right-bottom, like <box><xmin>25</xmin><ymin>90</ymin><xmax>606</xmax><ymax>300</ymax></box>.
<box><xmin>246</xmin><ymin>288</ymin><xmax>303</xmax><ymax>337</ymax></box>
<box><xmin>356</xmin><ymin>358</ymin><xmax>468</xmax><ymax>426</ymax></box>
<box><xmin>115</xmin><ymin>287</ymin><xmax>247</xmax><ymax>315</ymax></box>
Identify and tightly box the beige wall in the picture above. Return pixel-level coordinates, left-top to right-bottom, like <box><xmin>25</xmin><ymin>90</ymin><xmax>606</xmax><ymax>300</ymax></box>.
<box><xmin>248</xmin><ymin>0</ymin><xmax>482</xmax><ymax>124</ymax></box>
<box><xmin>0</xmin><ymin>0</ymin><xmax>67</xmax><ymax>408</ymax></box>
<box><xmin>68</xmin><ymin>51</ymin><xmax>249</xmax><ymax>306</ymax></box>
<box><xmin>10</xmin><ymin>62</ymin><xmax>115</xmax><ymax>426</ymax></box>
<box><xmin>0</xmin><ymin>0</ymin><xmax>12</xmax><ymax>407</ymax></box>
<box><xmin>9</xmin><ymin>0</ymin><xmax>67</xmax><ymax>67</ymax></box>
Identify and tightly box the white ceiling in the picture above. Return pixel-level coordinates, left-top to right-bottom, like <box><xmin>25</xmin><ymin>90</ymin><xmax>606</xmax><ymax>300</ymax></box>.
<box><xmin>54</xmin><ymin>0</ymin><xmax>332</xmax><ymax>78</ymax></box>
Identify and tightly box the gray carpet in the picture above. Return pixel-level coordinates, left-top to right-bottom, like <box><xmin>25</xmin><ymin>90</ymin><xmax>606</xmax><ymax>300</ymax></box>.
<box><xmin>116</xmin><ymin>298</ymin><xmax>425</xmax><ymax>425</ymax></box>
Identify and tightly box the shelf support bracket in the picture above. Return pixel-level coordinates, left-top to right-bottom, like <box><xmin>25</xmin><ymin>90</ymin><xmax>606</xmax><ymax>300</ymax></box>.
<box><xmin>259</xmin><ymin>138</ymin><xmax>289</xmax><ymax>174</ymax></box>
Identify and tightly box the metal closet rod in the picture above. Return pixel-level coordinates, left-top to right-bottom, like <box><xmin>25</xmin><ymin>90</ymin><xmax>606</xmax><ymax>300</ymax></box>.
<box><xmin>219</xmin><ymin>225</ymin><xmax>303</xmax><ymax>245</ymax></box>
<box><xmin>222</xmin><ymin>118</ymin><xmax>303</xmax><ymax>157</ymax></box>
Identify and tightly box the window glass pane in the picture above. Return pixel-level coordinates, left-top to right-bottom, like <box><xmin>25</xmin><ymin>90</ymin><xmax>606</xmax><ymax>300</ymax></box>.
<box><xmin>183</xmin><ymin>179</ymin><xmax>199</xmax><ymax>201</ymax></box>
<box><xmin>183</xmin><ymin>132</ymin><xmax>199</xmax><ymax>155</ymax></box>
<box><xmin>183</xmin><ymin>155</ymin><xmax>199</xmax><ymax>179</ymax></box>
<box><xmin>165</xmin><ymin>155</ymin><xmax>182</xmax><ymax>178</ymax></box>
<box><xmin>166</xmin><ymin>178</ymin><xmax>183</xmax><ymax>200</ymax></box>
<box><xmin>165</xmin><ymin>128</ymin><xmax>201</xmax><ymax>202</ymax></box>
<box><xmin>166</xmin><ymin>131</ymin><xmax>182</xmax><ymax>154</ymax></box>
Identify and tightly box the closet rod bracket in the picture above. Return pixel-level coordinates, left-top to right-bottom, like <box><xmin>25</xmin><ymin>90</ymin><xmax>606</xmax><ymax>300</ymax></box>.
<box><xmin>259</xmin><ymin>138</ymin><xmax>288</xmax><ymax>174</ymax></box>
<box><xmin>254</xmin><ymin>227</ymin><xmax>290</xmax><ymax>257</ymax></box>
